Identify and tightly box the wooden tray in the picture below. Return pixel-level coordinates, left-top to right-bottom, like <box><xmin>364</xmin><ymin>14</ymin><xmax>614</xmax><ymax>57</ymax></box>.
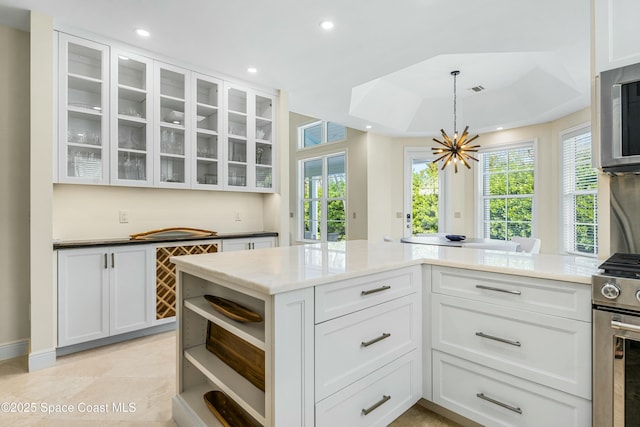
<box><xmin>129</xmin><ymin>227</ymin><xmax>217</xmax><ymax>240</ymax></box>
<box><xmin>204</xmin><ymin>295</ymin><xmax>263</xmax><ymax>323</ymax></box>
<box><xmin>206</xmin><ymin>322</ymin><xmax>265</xmax><ymax>391</ymax></box>
<box><xmin>203</xmin><ymin>390</ymin><xmax>260</xmax><ymax>427</ymax></box>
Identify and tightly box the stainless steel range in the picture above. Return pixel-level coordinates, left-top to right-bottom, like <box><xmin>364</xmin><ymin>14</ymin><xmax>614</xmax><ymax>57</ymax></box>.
<box><xmin>593</xmin><ymin>253</ymin><xmax>640</xmax><ymax>427</ymax></box>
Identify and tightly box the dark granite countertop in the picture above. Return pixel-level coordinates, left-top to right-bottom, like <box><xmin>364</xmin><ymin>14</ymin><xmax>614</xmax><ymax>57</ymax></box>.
<box><xmin>53</xmin><ymin>231</ymin><xmax>278</xmax><ymax>250</ymax></box>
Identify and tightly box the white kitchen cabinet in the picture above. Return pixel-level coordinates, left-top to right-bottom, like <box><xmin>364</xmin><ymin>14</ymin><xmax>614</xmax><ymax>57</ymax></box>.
<box><xmin>430</xmin><ymin>266</ymin><xmax>592</xmax><ymax>425</ymax></box>
<box><xmin>221</xmin><ymin>236</ymin><xmax>276</xmax><ymax>252</ymax></box>
<box><xmin>154</xmin><ymin>62</ymin><xmax>191</xmax><ymax>188</ymax></box>
<box><xmin>192</xmin><ymin>73</ymin><xmax>223</xmax><ymax>190</ymax></box>
<box><xmin>56</xmin><ymin>31</ymin><xmax>277</xmax><ymax>193</ymax></box>
<box><xmin>57</xmin><ymin>33</ymin><xmax>110</xmax><ymax>184</ymax></box>
<box><xmin>594</xmin><ymin>0</ymin><xmax>640</xmax><ymax>72</ymax></box>
<box><xmin>57</xmin><ymin>245</ymin><xmax>154</xmax><ymax>347</ymax></box>
<box><xmin>225</xmin><ymin>84</ymin><xmax>276</xmax><ymax>192</ymax></box>
<box><xmin>173</xmin><ymin>262</ymin><xmax>420</xmax><ymax>426</ymax></box>
<box><xmin>110</xmin><ymin>49</ymin><xmax>154</xmax><ymax>186</ymax></box>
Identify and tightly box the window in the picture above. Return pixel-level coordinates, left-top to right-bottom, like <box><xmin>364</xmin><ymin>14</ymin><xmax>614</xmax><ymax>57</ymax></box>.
<box><xmin>562</xmin><ymin>127</ymin><xmax>598</xmax><ymax>255</ymax></box>
<box><xmin>298</xmin><ymin>120</ymin><xmax>346</xmax><ymax>148</ymax></box>
<box><xmin>300</xmin><ymin>153</ymin><xmax>346</xmax><ymax>242</ymax></box>
<box><xmin>478</xmin><ymin>143</ymin><xmax>535</xmax><ymax>240</ymax></box>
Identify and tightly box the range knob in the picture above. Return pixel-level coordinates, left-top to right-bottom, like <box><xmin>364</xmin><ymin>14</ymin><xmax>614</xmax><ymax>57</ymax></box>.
<box><xmin>601</xmin><ymin>282</ymin><xmax>621</xmax><ymax>300</ymax></box>
<box><xmin>636</xmin><ymin>290</ymin><xmax>640</xmax><ymax>303</ymax></box>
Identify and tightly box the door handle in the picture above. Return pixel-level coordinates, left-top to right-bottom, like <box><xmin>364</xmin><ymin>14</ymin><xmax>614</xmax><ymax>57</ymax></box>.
<box><xmin>611</xmin><ymin>320</ymin><xmax>640</xmax><ymax>334</ymax></box>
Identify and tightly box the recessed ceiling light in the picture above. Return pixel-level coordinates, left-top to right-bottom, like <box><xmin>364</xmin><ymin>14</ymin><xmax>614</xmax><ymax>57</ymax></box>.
<box><xmin>320</xmin><ymin>20</ymin><xmax>334</xmax><ymax>30</ymax></box>
<box><xmin>135</xmin><ymin>28</ymin><xmax>150</xmax><ymax>38</ymax></box>
<box><xmin>496</xmin><ymin>127</ymin><xmax>504</xmax><ymax>131</ymax></box>
<box><xmin>365</xmin><ymin>125</ymin><xmax>372</xmax><ymax>129</ymax></box>
<box><xmin>247</xmin><ymin>67</ymin><xmax>258</xmax><ymax>74</ymax></box>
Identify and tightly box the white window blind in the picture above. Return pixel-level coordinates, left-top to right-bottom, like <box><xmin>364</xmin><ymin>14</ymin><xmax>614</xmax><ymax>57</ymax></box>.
<box><xmin>562</xmin><ymin>128</ymin><xmax>598</xmax><ymax>255</ymax></box>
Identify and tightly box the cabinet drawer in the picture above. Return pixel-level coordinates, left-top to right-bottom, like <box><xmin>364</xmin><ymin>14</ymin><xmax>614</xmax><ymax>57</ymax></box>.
<box><xmin>431</xmin><ymin>266</ymin><xmax>591</xmax><ymax>321</ymax></box>
<box><xmin>432</xmin><ymin>351</ymin><xmax>591</xmax><ymax>427</ymax></box>
<box><xmin>315</xmin><ymin>266</ymin><xmax>419</xmax><ymax>323</ymax></box>
<box><xmin>316</xmin><ymin>350</ymin><xmax>420</xmax><ymax>427</ymax></box>
<box><xmin>432</xmin><ymin>293</ymin><xmax>591</xmax><ymax>398</ymax></box>
<box><xmin>316</xmin><ymin>294</ymin><xmax>419</xmax><ymax>401</ymax></box>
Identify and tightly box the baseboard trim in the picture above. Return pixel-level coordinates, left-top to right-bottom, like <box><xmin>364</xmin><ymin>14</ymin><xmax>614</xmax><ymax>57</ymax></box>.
<box><xmin>56</xmin><ymin>322</ymin><xmax>176</xmax><ymax>357</ymax></box>
<box><xmin>28</xmin><ymin>348</ymin><xmax>57</xmax><ymax>372</ymax></box>
<box><xmin>0</xmin><ymin>339</ymin><xmax>28</xmax><ymax>361</ymax></box>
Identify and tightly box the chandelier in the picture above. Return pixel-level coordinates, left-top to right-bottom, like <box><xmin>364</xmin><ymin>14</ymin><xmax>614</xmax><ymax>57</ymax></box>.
<box><xmin>432</xmin><ymin>70</ymin><xmax>480</xmax><ymax>173</ymax></box>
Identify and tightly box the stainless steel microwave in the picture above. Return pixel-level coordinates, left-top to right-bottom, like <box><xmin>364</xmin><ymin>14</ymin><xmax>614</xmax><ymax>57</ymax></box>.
<box><xmin>601</xmin><ymin>62</ymin><xmax>640</xmax><ymax>173</ymax></box>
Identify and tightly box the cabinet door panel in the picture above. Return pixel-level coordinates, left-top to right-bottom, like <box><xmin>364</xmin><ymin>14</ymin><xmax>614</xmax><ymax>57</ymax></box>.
<box><xmin>58</xmin><ymin>249</ymin><xmax>110</xmax><ymax>346</ymax></box>
<box><xmin>110</xmin><ymin>246</ymin><xmax>154</xmax><ymax>334</ymax></box>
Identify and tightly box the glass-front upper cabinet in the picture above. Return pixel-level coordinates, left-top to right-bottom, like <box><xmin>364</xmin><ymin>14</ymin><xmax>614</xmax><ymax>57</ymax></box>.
<box><xmin>255</xmin><ymin>94</ymin><xmax>274</xmax><ymax>191</ymax></box>
<box><xmin>57</xmin><ymin>34</ymin><xmax>110</xmax><ymax>184</ymax></box>
<box><xmin>110</xmin><ymin>50</ymin><xmax>153</xmax><ymax>186</ymax></box>
<box><xmin>154</xmin><ymin>62</ymin><xmax>190</xmax><ymax>188</ymax></box>
<box><xmin>193</xmin><ymin>73</ymin><xmax>222</xmax><ymax>189</ymax></box>
<box><xmin>224</xmin><ymin>84</ymin><xmax>276</xmax><ymax>192</ymax></box>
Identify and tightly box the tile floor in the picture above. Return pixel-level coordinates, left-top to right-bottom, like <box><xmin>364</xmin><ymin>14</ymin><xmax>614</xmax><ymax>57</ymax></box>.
<box><xmin>0</xmin><ymin>331</ymin><xmax>462</xmax><ymax>426</ymax></box>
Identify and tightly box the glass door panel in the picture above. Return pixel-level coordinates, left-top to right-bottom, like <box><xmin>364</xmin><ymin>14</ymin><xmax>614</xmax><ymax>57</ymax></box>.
<box><xmin>194</xmin><ymin>75</ymin><xmax>221</xmax><ymax>188</ymax></box>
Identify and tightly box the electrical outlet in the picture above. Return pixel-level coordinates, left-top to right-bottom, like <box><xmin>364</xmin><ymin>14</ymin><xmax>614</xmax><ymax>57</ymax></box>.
<box><xmin>454</xmin><ymin>211</ymin><xmax>461</xmax><ymax>219</ymax></box>
<box><xmin>235</xmin><ymin>212</ymin><xmax>241</xmax><ymax>221</ymax></box>
<box><xmin>119</xmin><ymin>210</ymin><xmax>129</xmax><ymax>223</ymax></box>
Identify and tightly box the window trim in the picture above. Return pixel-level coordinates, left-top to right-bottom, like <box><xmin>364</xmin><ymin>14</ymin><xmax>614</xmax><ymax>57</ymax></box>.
<box><xmin>297</xmin><ymin>120</ymin><xmax>347</xmax><ymax>150</ymax></box>
<box><xmin>475</xmin><ymin>139</ymin><xmax>538</xmax><ymax>240</ymax></box>
<box><xmin>297</xmin><ymin>151</ymin><xmax>347</xmax><ymax>243</ymax></box>
<box><xmin>559</xmin><ymin>123</ymin><xmax>598</xmax><ymax>257</ymax></box>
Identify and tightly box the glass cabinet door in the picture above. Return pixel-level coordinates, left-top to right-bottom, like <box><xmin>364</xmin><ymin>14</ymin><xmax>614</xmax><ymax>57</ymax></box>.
<box><xmin>226</xmin><ymin>85</ymin><xmax>248</xmax><ymax>188</ymax></box>
<box><xmin>111</xmin><ymin>50</ymin><xmax>152</xmax><ymax>186</ymax></box>
<box><xmin>255</xmin><ymin>94</ymin><xmax>274</xmax><ymax>190</ymax></box>
<box><xmin>58</xmin><ymin>34</ymin><xmax>110</xmax><ymax>184</ymax></box>
<box><xmin>155</xmin><ymin>63</ymin><xmax>190</xmax><ymax>187</ymax></box>
<box><xmin>193</xmin><ymin>74</ymin><xmax>222</xmax><ymax>189</ymax></box>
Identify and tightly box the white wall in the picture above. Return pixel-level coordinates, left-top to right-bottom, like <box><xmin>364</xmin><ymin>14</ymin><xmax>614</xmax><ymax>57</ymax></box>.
<box><xmin>0</xmin><ymin>24</ymin><xmax>30</xmax><ymax>351</ymax></box>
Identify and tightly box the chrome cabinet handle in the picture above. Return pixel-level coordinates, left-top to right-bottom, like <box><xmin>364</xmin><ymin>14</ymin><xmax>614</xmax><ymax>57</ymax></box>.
<box><xmin>611</xmin><ymin>320</ymin><xmax>640</xmax><ymax>333</ymax></box>
<box><xmin>475</xmin><ymin>331</ymin><xmax>521</xmax><ymax>347</ymax></box>
<box><xmin>104</xmin><ymin>253</ymin><xmax>108</xmax><ymax>269</ymax></box>
<box><xmin>362</xmin><ymin>395</ymin><xmax>391</xmax><ymax>416</ymax></box>
<box><xmin>476</xmin><ymin>393</ymin><xmax>522</xmax><ymax>414</ymax></box>
<box><xmin>361</xmin><ymin>332</ymin><xmax>391</xmax><ymax>347</ymax></box>
<box><xmin>475</xmin><ymin>284</ymin><xmax>521</xmax><ymax>295</ymax></box>
<box><xmin>361</xmin><ymin>285</ymin><xmax>391</xmax><ymax>296</ymax></box>
<box><xmin>111</xmin><ymin>253</ymin><xmax>115</xmax><ymax>268</ymax></box>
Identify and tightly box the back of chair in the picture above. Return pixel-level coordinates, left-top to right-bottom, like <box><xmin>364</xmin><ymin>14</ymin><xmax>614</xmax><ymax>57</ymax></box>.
<box><xmin>511</xmin><ymin>236</ymin><xmax>541</xmax><ymax>254</ymax></box>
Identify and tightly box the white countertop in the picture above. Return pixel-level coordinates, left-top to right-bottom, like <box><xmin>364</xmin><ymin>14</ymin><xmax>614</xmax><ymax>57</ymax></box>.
<box><xmin>171</xmin><ymin>240</ymin><xmax>600</xmax><ymax>295</ymax></box>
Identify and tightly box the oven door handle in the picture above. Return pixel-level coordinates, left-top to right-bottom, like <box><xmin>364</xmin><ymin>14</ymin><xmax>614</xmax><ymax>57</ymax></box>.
<box><xmin>611</xmin><ymin>320</ymin><xmax>640</xmax><ymax>333</ymax></box>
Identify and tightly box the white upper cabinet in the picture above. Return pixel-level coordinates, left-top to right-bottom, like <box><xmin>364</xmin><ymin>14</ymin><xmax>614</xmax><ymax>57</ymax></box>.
<box><xmin>595</xmin><ymin>0</ymin><xmax>640</xmax><ymax>72</ymax></box>
<box><xmin>154</xmin><ymin>62</ymin><xmax>191</xmax><ymax>188</ymax></box>
<box><xmin>192</xmin><ymin>73</ymin><xmax>223</xmax><ymax>190</ymax></box>
<box><xmin>225</xmin><ymin>84</ymin><xmax>276</xmax><ymax>192</ymax></box>
<box><xmin>58</xmin><ymin>34</ymin><xmax>110</xmax><ymax>184</ymax></box>
<box><xmin>111</xmin><ymin>50</ymin><xmax>153</xmax><ymax>186</ymax></box>
<box><xmin>56</xmin><ymin>32</ymin><xmax>276</xmax><ymax>193</ymax></box>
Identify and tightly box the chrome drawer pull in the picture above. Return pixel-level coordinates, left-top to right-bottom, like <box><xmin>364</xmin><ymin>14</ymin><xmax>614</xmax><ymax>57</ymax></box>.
<box><xmin>475</xmin><ymin>284</ymin><xmax>521</xmax><ymax>295</ymax></box>
<box><xmin>104</xmin><ymin>253</ymin><xmax>108</xmax><ymax>269</ymax></box>
<box><xmin>362</xmin><ymin>395</ymin><xmax>391</xmax><ymax>416</ymax></box>
<box><xmin>361</xmin><ymin>285</ymin><xmax>391</xmax><ymax>296</ymax></box>
<box><xmin>611</xmin><ymin>320</ymin><xmax>640</xmax><ymax>333</ymax></box>
<box><xmin>476</xmin><ymin>393</ymin><xmax>522</xmax><ymax>414</ymax></box>
<box><xmin>361</xmin><ymin>332</ymin><xmax>391</xmax><ymax>347</ymax></box>
<box><xmin>475</xmin><ymin>332</ymin><xmax>521</xmax><ymax>347</ymax></box>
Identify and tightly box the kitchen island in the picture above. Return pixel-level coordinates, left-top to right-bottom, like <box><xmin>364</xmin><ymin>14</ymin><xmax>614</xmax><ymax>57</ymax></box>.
<box><xmin>170</xmin><ymin>240</ymin><xmax>598</xmax><ymax>427</ymax></box>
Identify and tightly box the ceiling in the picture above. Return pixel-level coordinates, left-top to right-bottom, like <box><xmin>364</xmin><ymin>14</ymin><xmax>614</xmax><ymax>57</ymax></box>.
<box><xmin>0</xmin><ymin>0</ymin><xmax>591</xmax><ymax>137</ymax></box>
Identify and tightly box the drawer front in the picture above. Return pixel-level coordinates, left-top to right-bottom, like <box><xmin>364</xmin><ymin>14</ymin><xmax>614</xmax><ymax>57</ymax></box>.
<box><xmin>315</xmin><ymin>266</ymin><xmax>419</xmax><ymax>323</ymax></box>
<box><xmin>316</xmin><ymin>294</ymin><xmax>419</xmax><ymax>401</ymax></box>
<box><xmin>432</xmin><ymin>351</ymin><xmax>591</xmax><ymax>427</ymax></box>
<box><xmin>316</xmin><ymin>350</ymin><xmax>420</xmax><ymax>427</ymax></box>
<box><xmin>431</xmin><ymin>266</ymin><xmax>591</xmax><ymax>321</ymax></box>
<box><xmin>432</xmin><ymin>294</ymin><xmax>591</xmax><ymax>398</ymax></box>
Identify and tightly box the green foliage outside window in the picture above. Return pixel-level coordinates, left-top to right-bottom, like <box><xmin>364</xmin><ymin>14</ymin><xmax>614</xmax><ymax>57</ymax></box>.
<box><xmin>412</xmin><ymin>162</ymin><xmax>439</xmax><ymax>234</ymax></box>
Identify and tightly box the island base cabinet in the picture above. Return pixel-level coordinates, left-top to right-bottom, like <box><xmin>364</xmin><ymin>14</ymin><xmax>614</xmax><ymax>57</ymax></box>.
<box><xmin>315</xmin><ymin>350</ymin><xmax>420</xmax><ymax>427</ymax></box>
<box><xmin>432</xmin><ymin>351</ymin><xmax>591</xmax><ymax>427</ymax></box>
